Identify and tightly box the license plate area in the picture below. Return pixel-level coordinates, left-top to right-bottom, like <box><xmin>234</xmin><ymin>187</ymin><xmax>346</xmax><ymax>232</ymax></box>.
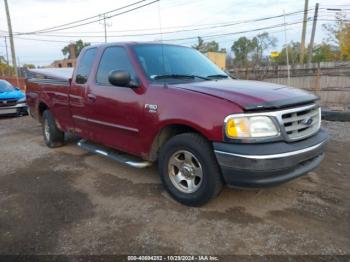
<box><xmin>0</xmin><ymin>108</ymin><xmax>17</xmax><ymax>115</ymax></box>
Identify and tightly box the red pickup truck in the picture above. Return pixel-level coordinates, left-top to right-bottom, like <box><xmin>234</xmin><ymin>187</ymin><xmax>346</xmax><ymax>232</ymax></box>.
<box><xmin>27</xmin><ymin>42</ymin><xmax>328</xmax><ymax>206</ymax></box>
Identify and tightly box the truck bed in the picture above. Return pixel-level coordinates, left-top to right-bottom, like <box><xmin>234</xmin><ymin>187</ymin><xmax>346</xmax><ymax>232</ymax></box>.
<box><xmin>26</xmin><ymin>68</ymin><xmax>74</xmax><ymax>123</ymax></box>
<box><xmin>28</xmin><ymin>68</ymin><xmax>74</xmax><ymax>81</ymax></box>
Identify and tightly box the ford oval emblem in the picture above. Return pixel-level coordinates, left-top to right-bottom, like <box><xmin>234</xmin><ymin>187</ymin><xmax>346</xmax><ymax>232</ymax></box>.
<box><xmin>301</xmin><ymin>117</ymin><xmax>313</xmax><ymax>126</ymax></box>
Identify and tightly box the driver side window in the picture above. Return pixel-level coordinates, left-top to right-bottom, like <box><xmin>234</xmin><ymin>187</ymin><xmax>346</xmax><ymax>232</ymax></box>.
<box><xmin>96</xmin><ymin>46</ymin><xmax>136</xmax><ymax>85</ymax></box>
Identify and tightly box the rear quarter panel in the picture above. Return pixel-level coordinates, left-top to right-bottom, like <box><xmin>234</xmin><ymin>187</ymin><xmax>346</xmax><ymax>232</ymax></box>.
<box><xmin>26</xmin><ymin>80</ymin><xmax>74</xmax><ymax>131</ymax></box>
<box><xmin>26</xmin><ymin>80</ymin><xmax>42</xmax><ymax>120</ymax></box>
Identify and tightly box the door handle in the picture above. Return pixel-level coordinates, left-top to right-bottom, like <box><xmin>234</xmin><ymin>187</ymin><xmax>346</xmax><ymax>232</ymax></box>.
<box><xmin>87</xmin><ymin>94</ymin><xmax>96</xmax><ymax>102</ymax></box>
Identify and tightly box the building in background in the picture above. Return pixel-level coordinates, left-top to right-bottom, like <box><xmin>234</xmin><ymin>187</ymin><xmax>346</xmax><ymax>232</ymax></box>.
<box><xmin>205</xmin><ymin>51</ymin><xmax>227</xmax><ymax>70</ymax></box>
<box><xmin>50</xmin><ymin>43</ymin><xmax>77</xmax><ymax>68</ymax></box>
<box><xmin>51</xmin><ymin>58</ymin><xmax>76</xmax><ymax>68</ymax></box>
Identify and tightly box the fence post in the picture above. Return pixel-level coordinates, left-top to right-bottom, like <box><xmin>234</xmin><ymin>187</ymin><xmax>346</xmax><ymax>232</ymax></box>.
<box><xmin>316</xmin><ymin>63</ymin><xmax>321</xmax><ymax>90</ymax></box>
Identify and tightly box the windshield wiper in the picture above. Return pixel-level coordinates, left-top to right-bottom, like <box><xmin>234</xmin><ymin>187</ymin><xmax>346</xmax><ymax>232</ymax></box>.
<box><xmin>152</xmin><ymin>74</ymin><xmax>210</xmax><ymax>80</ymax></box>
<box><xmin>206</xmin><ymin>74</ymin><xmax>229</xmax><ymax>79</ymax></box>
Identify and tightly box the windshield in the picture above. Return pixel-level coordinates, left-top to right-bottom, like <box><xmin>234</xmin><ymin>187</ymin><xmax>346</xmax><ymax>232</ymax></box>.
<box><xmin>0</xmin><ymin>80</ymin><xmax>15</xmax><ymax>92</ymax></box>
<box><xmin>132</xmin><ymin>44</ymin><xmax>227</xmax><ymax>81</ymax></box>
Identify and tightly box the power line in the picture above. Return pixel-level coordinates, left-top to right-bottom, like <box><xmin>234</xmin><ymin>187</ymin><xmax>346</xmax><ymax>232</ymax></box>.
<box><xmin>3</xmin><ymin>5</ymin><xmax>344</xmax><ymax>45</ymax></box>
<box><xmin>10</xmin><ymin>35</ymin><xmax>103</xmax><ymax>44</ymax></box>
<box><xmin>4</xmin><ymin>7</ymin><xmax>340</xmax><ymax>38</ymax></box>
<box><xmin>164</xmin><ymin>17</ymin><xmax>348</xmax><ymax>43</ymax></box>
<box><xmin>5</xmin><ymin>18</ymin><xmax>307</xmax><ymax>44</ymax></box>
<box><xmin>5</xmin><ymin>14</ymin><xmax>303</xmax><ymax>35</ymax></box>
<box><xmin>14</xmin><ymin>9</ymin><xmax>321</xmax><ymax>39</ymax></box>
<box><xmin>176</xmin><ymin>18</ymin><xmax>345</xmax><ymax>47</ymax></box>
<box><xmin>17</xmin><ymin>0</ymin><xmax>160</xmax><ymax>35</ymax></box>
<box><xmin>12</xmin><ymin>36</ymin><xmax>74</xmax><ymax>43</ymax></box>
<box><xmin>18</xmin><ymin>0</ymin><xmax>148</xmax><ymax>35</ymax></box>
<box><xmin>161</xmin><ymin>20</ymin><xmax>308</xmax><ymax>42</ymax></box>
<box><xmin>177</xmin><ymin>22</ymin><xmax>303</xmax><ymax>46</ymax></box>
<box><xmin>6</xmin><ymin>18</ymin><xmax>343</xmax><ymax>45</ymax></box>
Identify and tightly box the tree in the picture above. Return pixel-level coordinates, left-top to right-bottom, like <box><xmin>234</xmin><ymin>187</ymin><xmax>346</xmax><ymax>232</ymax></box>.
<box><xmin>62</xmin><ymin>40</ymin><xmax>90</xmax><ymax>58</ymax></box>
<box><xmin>0</xmin><ymin>63</ymin><xmax>14</xmax><ymax>76</ymax></box>
<box><xmin>338</xmin><ymin>22</ymin><xmax>350</xmax><ymax>60</ymax></box>
<box><xmin>252</xmin><ymin>32</ymin><xmax>277</xmax><ymax>65</ymax></box>
<box><xmin>275</xmin><ymin>41</ymin><xmax>304</xmax><ymax>65</ymax></box>
<box><xmin>204</xmin><ymin>41</ymin><xmax>219</xmax><ymax>52</ymax></box>
<box><xmin>323</xmin><ymin>12</ymin><xmax>350</xmax><ymax>60</ymax></box>
<box><xmin>192</xmin><ymin>37</ymin><xmax>205</xmax><ymax>51</ymax></box>
<box><xmin>23</xmin><ymin>64</ymin><xmax>35</xmax><ymax>69</ymax></box>
<box><xmin>192</xmin><ymin>37</ymin><xmax>219</xmax><ymax>53</ymax></box>
<box><xmin>231</xmin><ymin>37</ymin><xmax>256</xmax><ymax>67</ymax></box>
<box><xmin>312</xmin><ymin>43</ymin><xmax>337</xmax><ymax>62</ymax></box>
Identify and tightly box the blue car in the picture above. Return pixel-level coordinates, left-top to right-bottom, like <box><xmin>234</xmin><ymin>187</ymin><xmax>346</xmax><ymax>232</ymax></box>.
<box><xmin>0</xmin><ymin>79</ymin><xmax>28</xmax><ymax>116</ymax></box>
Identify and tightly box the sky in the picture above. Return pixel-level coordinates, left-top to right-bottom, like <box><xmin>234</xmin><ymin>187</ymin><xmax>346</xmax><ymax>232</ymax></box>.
<box><xmin>0</xmin><ymin>0</ymin><xmax>349</xmax><ymax>66</ymax></box>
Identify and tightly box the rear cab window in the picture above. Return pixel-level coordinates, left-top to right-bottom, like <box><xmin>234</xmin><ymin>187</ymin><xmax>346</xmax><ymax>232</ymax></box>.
<box><xmin>75</xmin><ymin>48</ymin><xmax>97</xmax><ymax>84</ymax></box>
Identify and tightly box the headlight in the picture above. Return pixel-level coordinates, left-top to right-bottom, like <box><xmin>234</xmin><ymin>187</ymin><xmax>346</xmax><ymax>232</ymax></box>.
<box><xmin>18</xmin><ymin>97</ymin><xmax>26</xmax><ymax>103</ymax></box>
<box><xmin>225</xmin><ymin>115</ymin><xmax>279</xmax><ymax>139</ymax></box>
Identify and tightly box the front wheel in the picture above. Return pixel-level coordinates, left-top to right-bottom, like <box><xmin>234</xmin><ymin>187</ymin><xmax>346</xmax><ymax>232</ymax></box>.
<box><xmin>42</xmin><ymin>110</ymin><xmax>64</xmax><ymax>148</ymax></box>
<box><xmin>158</xmin><ymin>133</ymin><xmax>223</xmax><ymax>206</ymax></box>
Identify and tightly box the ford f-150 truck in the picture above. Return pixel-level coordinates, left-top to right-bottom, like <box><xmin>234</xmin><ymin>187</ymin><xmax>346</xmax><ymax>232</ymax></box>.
<box><xmin>26</xmin><ymin>42</ymin><xmax>328</xmax><ymax>206</ymax></box>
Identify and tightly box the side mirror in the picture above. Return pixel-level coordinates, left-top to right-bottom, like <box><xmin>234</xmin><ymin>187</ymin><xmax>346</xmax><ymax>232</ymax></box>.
<box><xmin>108</xmin><ymin>70</ymin><xmax>138</xmax><ymax>88</ymax></box>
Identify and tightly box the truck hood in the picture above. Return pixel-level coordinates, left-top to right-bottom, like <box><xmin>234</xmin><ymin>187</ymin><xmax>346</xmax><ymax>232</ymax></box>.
<box><xmin>174</xmin><ymin>79</ymin><xmax>318</xmax><ymax>111</ymax></box>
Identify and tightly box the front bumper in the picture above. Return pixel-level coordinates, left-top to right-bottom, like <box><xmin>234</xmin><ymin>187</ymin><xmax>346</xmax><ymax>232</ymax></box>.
<box><xmin>214</xmin><ymin>129</ymin><xmax>329</xmax><ymax>188</ymax></box>
<box><xmin>0</xmin><ymin>103</ymin><xmax>28</xmax><ymax>116</ymax></box>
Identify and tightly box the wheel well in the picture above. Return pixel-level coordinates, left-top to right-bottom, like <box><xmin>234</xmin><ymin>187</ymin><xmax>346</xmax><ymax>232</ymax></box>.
<box><xmin>38</xmin><ymin>102</ymin><xmax>48</xmax><ymax>121</ymax></box>
<box><xmin>148</xmin><ymin>124</ymin><xmax>204</xmax><ymax>161</ymax></box>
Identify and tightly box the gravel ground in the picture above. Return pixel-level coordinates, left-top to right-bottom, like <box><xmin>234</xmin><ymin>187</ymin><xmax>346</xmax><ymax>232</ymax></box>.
<box><xmin>322</xmin><ymin>120</ymin><xmax>350</xmax><ymax>141</ymax></box>
<box><xmin>0</xmin><ymin>116</ymin><xmax>349</xmax><ymax>256</ymax></box>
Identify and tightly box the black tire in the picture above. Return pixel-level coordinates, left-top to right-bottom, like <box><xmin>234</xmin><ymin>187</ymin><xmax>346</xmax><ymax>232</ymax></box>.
<box><xmin>42</xmin><ymin>110</ymin><xmax>64</xmax><ymax>148</ymax></box>
<box><xmin>158</xmin><ymin>133</ymin><xmax>223</xmax><ymax>207</ymax></box>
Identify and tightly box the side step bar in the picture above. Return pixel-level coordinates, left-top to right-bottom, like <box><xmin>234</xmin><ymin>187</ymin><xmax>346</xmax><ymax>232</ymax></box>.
<box><xmin>77</xmin><ymin>139</ymin><xmax>152</xmax><ymax>168</ymax></box>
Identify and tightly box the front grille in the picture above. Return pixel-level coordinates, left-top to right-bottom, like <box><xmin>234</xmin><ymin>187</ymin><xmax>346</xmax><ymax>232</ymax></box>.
<box><xmin>281</xmin><ymin>106</ymin><xmax>320</xmax><ymax>141</ymax></box>
<box><xmin>0</xmin><ymin>99</ymin><xmax>17</xmax><ymax>107</ymax></box>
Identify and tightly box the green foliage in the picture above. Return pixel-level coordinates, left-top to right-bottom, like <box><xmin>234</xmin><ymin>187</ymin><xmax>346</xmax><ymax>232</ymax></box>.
<box><xmin>0</xmin><ymin>63</ymin><xmax>14</xmax><ymax>76</ymax></box>
<box><xmin>274</xmin><ymin>41</ymin><xmax>339</xmax><ymax>65</ymax></box>
<box><xmin>62</xmin><ymin>40</ymin><xmax>90</xmax><ymax>58</ymax></box>
<box><xmin>312</xmin><ymin>43</ymin><xmax>337</xmax><ymax>62</ymax></box>
<box><xmin>231</xmin><ymin>32</ymin><xmax>276</xmax><ymax>67</ymax></box>
<box><xmin>252</xmin><ymin>32</ymin><xmax>277</xmax><ymax>65</ymax></box>
<box><xmin>275</xmin><ymin>41</ymin><xmax>304</xmax><ymax>65</ymax></box>
<box><xmin>192</xmin><ymin>37</ymin><xmax>220</xmax><ymax>53</ymax></box>
<box><xmin>23</xmin><ymin>64</ymin><xmax>35</xmax><ymax>69</ymax></box>
<box><xmin>323</xmin><ymin>12</ymin><xmax>350</xmax><ymax>61</ymax></box>
<box><xmin>231</xmin><ymin>36</ymin><xmax>256</xmax><ymax>67</ymax></box>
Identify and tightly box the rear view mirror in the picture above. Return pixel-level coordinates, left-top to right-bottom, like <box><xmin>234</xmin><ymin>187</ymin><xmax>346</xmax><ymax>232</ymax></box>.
<box><xmin>108</xmin><ymin>70</ymin><xmax>138</xmax><ymax>88</ymax></box>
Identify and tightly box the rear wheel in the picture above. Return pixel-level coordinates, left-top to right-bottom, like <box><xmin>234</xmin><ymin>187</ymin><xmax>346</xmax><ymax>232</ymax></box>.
<box><xmin>42</xmin><ymin>110</ymin><xmax>64</xmax><ymax>148</ymax></box>
<box><xmin>159</xmin><ymin>133</ymin><xmax>223</xmax><ymax>206</ymax></box>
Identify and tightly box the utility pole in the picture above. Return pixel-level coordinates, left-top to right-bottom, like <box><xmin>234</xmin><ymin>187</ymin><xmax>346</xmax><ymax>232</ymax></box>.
<box><xmin>300</xmin><ymin>0</ymin><xmax>309</xmax><ymax>64</ymax></box>
<box><xmin>307</xmin><ymin>3</ymin><xmax>319</xmax><ymax>66</ymax></box>
<box><xmin>103</xmin><ymin>14</ymin><xmax>107</xmax><ymax>43</ymax></box>
<box><xmin>283</xmin><ymin>10</ymin><xmax>290</xmax><ymax>86</ymax></box>
<box><xmin>100</xmin><ymin>14</ymin><xmax>111</xmax><ymax>43</ymax></box>
<box><xmin>4</xmin><ymin>0</ymin><xmax>18</xmax><ymax>77</ymax></box>
<box><xmin>17</xmin><ymin>56</ymin><xmax>20</xmax><ymax>71</ymax></box>
<box><xmin>4</xmin><ymin>36</ymin><xmax>9</xmax><ymax>65</ymax></box>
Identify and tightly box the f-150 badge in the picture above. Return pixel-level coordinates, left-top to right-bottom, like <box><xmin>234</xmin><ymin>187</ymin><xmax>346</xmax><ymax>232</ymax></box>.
<box><xmin>145</xmin><ymin>104</ymin><xmax>158</xmax><ymax>113</ymax></box>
